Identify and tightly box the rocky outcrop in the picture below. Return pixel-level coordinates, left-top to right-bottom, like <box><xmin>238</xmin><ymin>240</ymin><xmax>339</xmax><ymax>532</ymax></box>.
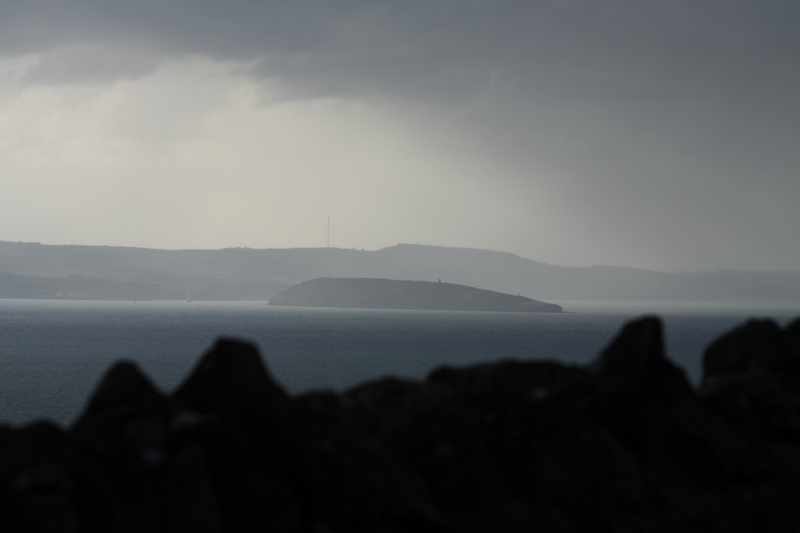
<box><xmin>268</xmin><ymin>277</ymin><xmax>563</xmax><ymax>313</ymax></box>
<box><xmin>1</xmin><ymin>315</ymin><xmax>800</xmax><ymax>532</ymax></box>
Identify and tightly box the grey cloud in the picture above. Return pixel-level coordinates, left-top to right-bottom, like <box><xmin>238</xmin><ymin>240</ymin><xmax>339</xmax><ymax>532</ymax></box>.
<box><xmin>1</xmin><ymin>0</ymin><xmax>797</xmax><ymax>269</ymax></box>
<box><xmin>22</xmin><ymin>44</ymin><xmax>161</xmax><ymax>84</ymax></box>
<box><xmin>4</xmin><ymin>1</ymin><xmax>797</xmax><ymax>106</ymax></box>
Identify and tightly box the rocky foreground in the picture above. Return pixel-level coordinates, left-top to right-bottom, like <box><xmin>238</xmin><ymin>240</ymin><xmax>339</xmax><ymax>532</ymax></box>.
<box><xmin>2</xmin><ymin>316</ymin><xmax>800</xmax><ymax>532</ymax></box>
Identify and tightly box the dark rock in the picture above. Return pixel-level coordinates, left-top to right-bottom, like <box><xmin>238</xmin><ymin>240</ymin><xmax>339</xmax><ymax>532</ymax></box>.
<box><xmin>170</xmin><ymin>339</ymin><xmax>300</xmax><ymax>532</ymax></box>
<box><xmin>71</xmin><ymin>361</ymin><xmax>171</xmax><ymax>448</ymax></box>
<box><xmin>281</xmin><ymin>389</ymin><xmax>444</xmax><ymax>531</ymax></box>
<box><xmin>2</xmin><ymin>315</ymin><xmax>800</xmax><ymax>531</ymax></box>
<box><xmin>587</xmin><ymin>317</ymin><xmax>699</xmax><ymax>451</ymax></box>
<box><xmin>702</xmin><ymin>371</ymin><xmax>800</xmax><ymax>441</ymax></box>
<box><xmin>786</xmin><ymin>317</ymin><xmax>800</xmax><ymax>343</ymax></box>
<box><xmin>1</xmin><ymin>423</ymin><xmax>79</xmax><ymax>533</ymax></box>
<box><xmin>172</xmin><ymin>337</ymin><xmax>290</xmax><ymax>422</ymax></box>
<box><xmin>590</xmin><ymin>316</ymin><xmax>672</xmax><ymax>391</ymax></box>
<box><xmin>702</xmin><ymin>319</ymin><xmax>800</xmax><ymax>384</ymax></box>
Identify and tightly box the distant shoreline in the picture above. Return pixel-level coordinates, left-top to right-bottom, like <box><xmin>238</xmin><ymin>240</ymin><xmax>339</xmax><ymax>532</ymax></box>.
<box><xmin>1</xmin><ymin>241</ymin><xmax>798</xmax><ymax>303</ymax></box>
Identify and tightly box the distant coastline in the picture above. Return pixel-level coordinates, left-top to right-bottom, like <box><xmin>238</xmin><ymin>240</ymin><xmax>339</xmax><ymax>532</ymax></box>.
<box><xmin>268</xmin><ymin>277</ymin><xmax>564</xmax><ymax>313</ymax></box>
<box><xmin>1</xmin><ymin>241</ymin><xmax>799</xmax><ymax>303</ymax></box>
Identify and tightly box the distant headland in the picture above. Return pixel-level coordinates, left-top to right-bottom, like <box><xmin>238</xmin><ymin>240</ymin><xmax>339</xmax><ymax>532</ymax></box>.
<box><xmin>268</xmin><ymin>277</ymin><xmax>564</xmax><ymax>313</ymax></box>
<box><xmin>1</xmin><ymin>240</ymin><xmax>799</xmax><ymax>302</ymax></box>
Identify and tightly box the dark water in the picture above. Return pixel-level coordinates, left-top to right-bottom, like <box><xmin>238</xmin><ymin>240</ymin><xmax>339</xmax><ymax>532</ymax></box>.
<box><xmin>0</xmin><ymin>299</ymin><xmax>797</xmax><ymax>426</ymax></box>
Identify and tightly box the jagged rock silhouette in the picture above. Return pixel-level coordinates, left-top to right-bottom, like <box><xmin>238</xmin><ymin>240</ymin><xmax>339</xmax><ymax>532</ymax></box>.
<box><xmin>1</xmin><ymin>315</ymin><xmax>800</xmax><ymax>532</ymax></box>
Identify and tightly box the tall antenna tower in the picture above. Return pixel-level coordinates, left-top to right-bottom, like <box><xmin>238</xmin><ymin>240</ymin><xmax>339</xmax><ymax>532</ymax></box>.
<box><xmin>327</xmin><ymin>214</ymin><xmax>330</xmax><ymax>248</ymax></box>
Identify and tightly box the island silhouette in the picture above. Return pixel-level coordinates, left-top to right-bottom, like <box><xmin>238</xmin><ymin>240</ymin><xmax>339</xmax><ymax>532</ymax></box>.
<box><xmin>268</xmin><ymin>277</ymin><xmax>563</xmax><ymax>313</ymax></box>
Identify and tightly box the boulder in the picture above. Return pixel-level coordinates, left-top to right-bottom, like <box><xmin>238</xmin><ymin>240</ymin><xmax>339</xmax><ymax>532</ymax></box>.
<box><xmin>172</xmin><ymin>338</ymin><xmax>290</xmax><ymax>423</ymax></box>
<box><xmin>702</xmin><ymin>319</ymin><xmax>800</xmax><ymax>384</ymax></box>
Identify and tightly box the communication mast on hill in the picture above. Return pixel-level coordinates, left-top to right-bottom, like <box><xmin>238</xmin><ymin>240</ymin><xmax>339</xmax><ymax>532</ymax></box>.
<box><xmin>327</xmin><ymin>214</ymin><xmax>330</xmax><ymax>248</ymax></box>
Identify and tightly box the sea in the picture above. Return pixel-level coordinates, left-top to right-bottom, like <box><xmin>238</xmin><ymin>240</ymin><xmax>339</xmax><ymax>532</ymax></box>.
<box><xmin>0</xmin><ymin>299</ymin><xmax>798</xmax><ymax>427</ymax></box>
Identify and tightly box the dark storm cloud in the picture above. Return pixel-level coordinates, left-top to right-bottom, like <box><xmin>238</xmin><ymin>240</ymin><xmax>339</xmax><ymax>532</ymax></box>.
<box><xmin>4</xmin><ymin>1</ymin><xmax>796</xmax><ymax>96</ymax></box>
<box><xmin>7</xmin><ymin>0</ymin><xmax>798</xmax><ymax>157</ymax></box>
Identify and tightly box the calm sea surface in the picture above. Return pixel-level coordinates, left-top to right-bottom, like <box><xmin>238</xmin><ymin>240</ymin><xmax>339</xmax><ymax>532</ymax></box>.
<box><xmin>0</xmin><ymin>299</ymin><xmax>797</xmax><ymax>426</ymax></box>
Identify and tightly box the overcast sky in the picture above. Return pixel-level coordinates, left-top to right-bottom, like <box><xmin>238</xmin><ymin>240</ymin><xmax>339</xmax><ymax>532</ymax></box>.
<box><xmin>0</xmin><ymin>1</ymin><xmax>797</xmax><ymax>271</ymax></box>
